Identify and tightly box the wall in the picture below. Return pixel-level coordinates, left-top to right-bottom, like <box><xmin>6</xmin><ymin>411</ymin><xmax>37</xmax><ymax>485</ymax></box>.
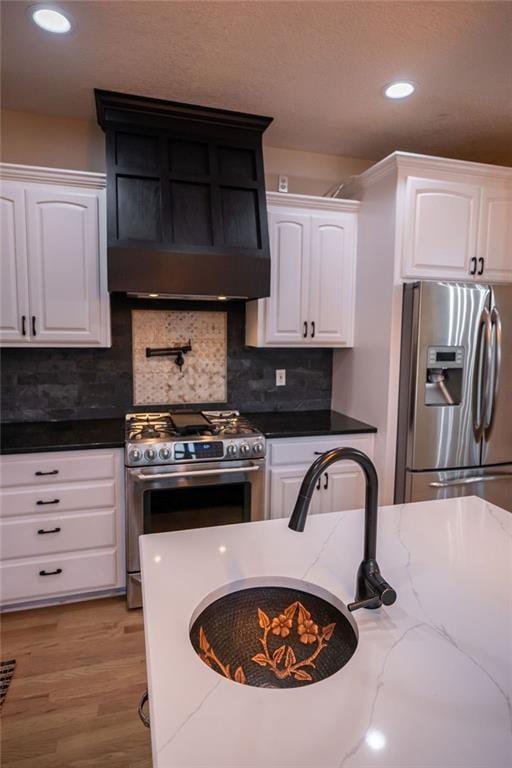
<box><xmin>0</xmin><ymin>296</ymin><xmax>332</xmax><ymax>422</ymax></box>
<box><xmin>0</xmin><ymin>109</ymin><xmax>373</xmax><ymax>195</ymax></box>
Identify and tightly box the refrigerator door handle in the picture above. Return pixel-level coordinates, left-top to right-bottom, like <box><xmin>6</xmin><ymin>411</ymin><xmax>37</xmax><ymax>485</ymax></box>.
<box><xmin>430</xmin><ymin>472</ymin><xmax>512</xmax><ymax>488</ymax></box>
<box><xmin>484</xmin><ymin>306</ymin><xmax>502</xmax><ymax>441</ymax></box>
<box><xmin>472</xmin><ymin>307</ymin><xmax>492</xmax><ymax>442</ymax></box>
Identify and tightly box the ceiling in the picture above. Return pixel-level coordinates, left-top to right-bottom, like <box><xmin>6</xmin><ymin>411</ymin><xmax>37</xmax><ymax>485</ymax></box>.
<box><xmin>2</xmin><ymin>0</ymin><xmax>512</xmax><ymax>165</ymax></box>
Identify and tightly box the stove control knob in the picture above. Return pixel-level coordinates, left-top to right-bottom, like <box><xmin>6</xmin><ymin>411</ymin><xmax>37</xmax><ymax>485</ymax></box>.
<box><xmin>239</xmin><ymin>442</ymin><xmax>250</xmax><ymax>456</ymax></box>
<box><xmin>129</xmin><ymin>448</ymin><xmax>142</xmax><ymax>463</ymax></box>
<box><xmin>145</xmin><ymin>448</ymin><xmax>156</xmax><ymax>461</ymax></box>
<box><xmin>226</xmin><ymin>444</ymin><xmax>238</xmax><ymax>456</ymax></box>
<box><xmin>253</xmin><ymin>441</ymin><xmax>264</xmax><ymax>455</ymax></box>
<box><xmin>159</xmin><ymin>447</ymin><xmax>171</xmax><ymax>461</ymax></box>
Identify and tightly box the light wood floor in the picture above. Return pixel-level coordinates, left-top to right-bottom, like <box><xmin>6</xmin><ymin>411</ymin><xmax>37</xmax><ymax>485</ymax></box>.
<box><xmin>0</xmin><ymin>597</ymin><xmax>152</xmax><ymax>768</ymax></box>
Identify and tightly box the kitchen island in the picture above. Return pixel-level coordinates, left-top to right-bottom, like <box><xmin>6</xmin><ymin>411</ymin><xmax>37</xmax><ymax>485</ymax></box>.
<box><xmin>140</xmin><ymin>496</ymin><xmax>512</xmax><ymax>768</ymax></box>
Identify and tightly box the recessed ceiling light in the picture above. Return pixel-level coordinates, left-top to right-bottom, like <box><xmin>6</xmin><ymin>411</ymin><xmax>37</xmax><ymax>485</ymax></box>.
<box><xmin>30</xmin><ymin>6</ymin><xmax>72</xmax><ymax>34</ymax></box>
<box><xmin>383</xmin><ymin>81</ymin><xmax>416</xmax><ymax>100</ymax></box>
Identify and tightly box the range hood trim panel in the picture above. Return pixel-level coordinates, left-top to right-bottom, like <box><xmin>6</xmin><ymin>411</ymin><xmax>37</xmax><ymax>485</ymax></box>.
<box><xmin>107</xmin><ymin>246</ymin><xmax>270</xmax><ymax>300</ymax></box>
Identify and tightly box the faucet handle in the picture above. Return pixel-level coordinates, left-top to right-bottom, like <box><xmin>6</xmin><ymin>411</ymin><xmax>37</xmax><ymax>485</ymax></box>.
<box><xmin>347</xmin><ymin>595</ymin><xmax>380</xmax><ymax>612</ymax></box>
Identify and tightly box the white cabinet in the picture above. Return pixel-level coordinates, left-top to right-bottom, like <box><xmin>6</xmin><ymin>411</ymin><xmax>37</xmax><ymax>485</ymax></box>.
<box><xmin>399</xmin><ymin>166</ymin><xmax>512</xmax><ymax>283</ymax></box>
<box><xmin>0</xmin><ymin>448</ymin><xmax>125</xmax><ymax>608</ymax></box>
<box><xmin>477</xmin><ymin>183</ymin><xmax>512</xmax><ymax>282</ymax></box>
<box><xmin>0</xmin><ymin>185</ymin><xmax>30</xmax><ymax>342</ymax></box>
<box><xmin>402</xmin><ymin>176</ymin><xmax>480</xmax><ymax>280</ymax></box>
<box><xmin>264</xmin><ymin>211</ymin><xmax>311</xmax><ymax>345</ymax></box>
<box><xmin>0</xmin><ymin>164</ymin><xmax>110</xmax><ymax>347</ymax></box>
<box><xmin>266</xmin><ymin>434</ymin><xmax>375</xmax><ymax>520</ymax></box>
<box><xmin>246</xmin><ymin>193</ymin><xmax>358</xmax><ymax>348</ymax></box>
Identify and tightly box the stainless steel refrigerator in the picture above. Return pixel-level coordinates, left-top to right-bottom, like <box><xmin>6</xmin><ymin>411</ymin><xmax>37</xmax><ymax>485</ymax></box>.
<box><xmin>395</xmin><ymin>281</ymin><xmax>512</xmax><ymax>512</ymax></box>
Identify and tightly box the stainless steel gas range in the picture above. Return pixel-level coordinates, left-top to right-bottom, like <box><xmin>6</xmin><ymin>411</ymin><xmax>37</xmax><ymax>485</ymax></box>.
<box><xmin>124</xmin><ymin>410</ymin><xmax>266</xmax><ymax>608</ymax></box>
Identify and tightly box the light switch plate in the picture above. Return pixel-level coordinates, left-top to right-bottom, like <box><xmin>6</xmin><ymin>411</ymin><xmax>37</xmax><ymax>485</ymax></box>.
<box><xmin>276</xmin><ymin>369</ymin><xmax>286</xmax><ymax>386</ymax></box>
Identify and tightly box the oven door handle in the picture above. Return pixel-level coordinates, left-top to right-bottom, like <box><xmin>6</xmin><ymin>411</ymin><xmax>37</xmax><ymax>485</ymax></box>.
<box><xmin>134</xmin><ymin>464</ymin><xmax>262</xmax><ymax>481</ymax></box>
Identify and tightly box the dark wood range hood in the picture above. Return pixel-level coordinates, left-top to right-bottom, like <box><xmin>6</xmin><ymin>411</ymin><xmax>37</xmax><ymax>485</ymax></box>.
<box><xmin>95</xmin><ymin>90</ymin><xmax>273</xmax><ymax>300</ymax></box>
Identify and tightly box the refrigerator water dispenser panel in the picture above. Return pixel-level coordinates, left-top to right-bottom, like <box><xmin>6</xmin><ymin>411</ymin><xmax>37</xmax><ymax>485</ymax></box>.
<box><xmin>425</xmin><ymin>346</ymin><xmax>464</xmax><ymax>406</ymax></box>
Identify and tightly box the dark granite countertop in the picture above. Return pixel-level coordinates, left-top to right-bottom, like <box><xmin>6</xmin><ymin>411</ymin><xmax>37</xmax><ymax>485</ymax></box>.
<box><xmin>0</xmin><ymin>411</ymin><xmax>376</xmax><ymax>455</ymax></box>
<box><xmin>0</xmin><ymin>418</ymin><xmax>125</xmax><ymax>455</ymax></box>
<box><xmin>246</xmin><ymin>410</ymin><xmax>376</xmax><ymax>439</ymax></box>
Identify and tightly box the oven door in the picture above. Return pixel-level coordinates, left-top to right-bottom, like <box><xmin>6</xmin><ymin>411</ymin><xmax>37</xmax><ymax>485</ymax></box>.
<box><xmin>126</xmin><ymin>459</ymin><xmax>265</xmax><ymax>575</ymax></box>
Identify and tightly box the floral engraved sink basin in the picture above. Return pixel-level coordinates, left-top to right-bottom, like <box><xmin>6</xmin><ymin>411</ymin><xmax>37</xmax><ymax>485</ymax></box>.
<box><xmin>189</xmin><ymin>582</ymin><xmax>358</xmax><ymax>689</ymax></box>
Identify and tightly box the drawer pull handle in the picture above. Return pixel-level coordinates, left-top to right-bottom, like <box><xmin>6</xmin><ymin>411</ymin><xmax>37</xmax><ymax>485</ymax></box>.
<box><xmin>35</xmin><ymin>470</ymin><xmax>59</xmax><ymax>476</ymax></box>
<box><xmin>323</xmin><ymin>473</ymin><xmax>329</xmax><ymax>490</ymax></box>
<box><xmin>37</xmin><ymin>527</ymin><xmax>61</xmax><ymax>535</ymax></box>
<box><xmin>36</xmin><ymin>499</ymin><xmax>60</xmax><ymax>506</ymax></box>
<box><xmin>39</xmin><ymin>568</ymin><xmax>62</xmax><ymax>577</ymax></box>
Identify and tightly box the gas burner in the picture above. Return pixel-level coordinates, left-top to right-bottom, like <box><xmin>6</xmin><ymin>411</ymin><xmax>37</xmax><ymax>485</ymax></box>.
<box><xmin>124</xmin><ymin>410</ymin><xmax>265</xmax><ymax>467</ymax></box>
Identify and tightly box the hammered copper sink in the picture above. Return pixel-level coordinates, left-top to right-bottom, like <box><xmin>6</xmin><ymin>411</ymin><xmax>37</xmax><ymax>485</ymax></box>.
<box><xmin>190</xmin><ymin>583</ymin><xmax>358</xmax><ymax>689</ymax></box>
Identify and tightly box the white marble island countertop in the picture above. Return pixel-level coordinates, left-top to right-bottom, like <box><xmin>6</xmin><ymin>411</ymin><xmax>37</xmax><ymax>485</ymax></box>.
<box><xmin>140</xmin><ymin>497</ymin><xmax>512</xmax><ymax>768</ymax></box>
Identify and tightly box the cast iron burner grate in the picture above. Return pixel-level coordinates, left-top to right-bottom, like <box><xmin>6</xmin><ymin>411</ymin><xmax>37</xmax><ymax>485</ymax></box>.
<box><xmin>190</xmin><ymin>586</ymin><xmax>357</xmax><ymax>688</ymax></box>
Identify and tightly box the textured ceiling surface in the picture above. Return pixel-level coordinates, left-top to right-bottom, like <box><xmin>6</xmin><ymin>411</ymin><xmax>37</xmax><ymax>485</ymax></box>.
<box><xmin>2</xmin><ymin>0</ymin><xmax>511</xmax><ymax>164</ymax></box>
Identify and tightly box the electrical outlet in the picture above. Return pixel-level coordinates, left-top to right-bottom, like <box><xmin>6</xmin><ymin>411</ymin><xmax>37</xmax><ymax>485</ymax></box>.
<box><xmin>278</xmin><ymin>175</ymin><xmax>288</xmax><ymax>193</ymax></box>
<box><xmin>276</xmin><ymin>369</ymin><xmax>286</xmax><ymax>386</ymax></box>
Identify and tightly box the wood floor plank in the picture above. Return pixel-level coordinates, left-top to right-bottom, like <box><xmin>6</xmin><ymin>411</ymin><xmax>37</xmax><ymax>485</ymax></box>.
<box><xmin>0</xmin><ymin>597</ymin><xmax>151</xmax><ymax>768</ymax></box>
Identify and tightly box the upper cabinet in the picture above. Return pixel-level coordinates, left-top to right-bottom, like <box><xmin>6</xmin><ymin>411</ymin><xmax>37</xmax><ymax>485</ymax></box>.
<box><xmin>0</xmin><ymin>165</ymin><xmax>111</xmax><ymax>348</ymax></box>
<box><xmin>395</xmin><ymin>157</ymin><xmax>512</xmax><ymax>283</ymax></box>
<box><xmin>246</xmin><ymin>194</ymin><xmax>358</xmax><ymax>348</ymax></box>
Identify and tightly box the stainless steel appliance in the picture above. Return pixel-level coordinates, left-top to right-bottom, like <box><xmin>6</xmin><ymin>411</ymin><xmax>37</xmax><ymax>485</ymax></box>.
<box><xmin>125</xmin><ymin>411</ymin><xmax>266</xmax><ymax>608</ymax></box>
<box><xmin>395</xmin><ymin>281</ymin><xmax>512</xmax><ymax>511</ymax></box>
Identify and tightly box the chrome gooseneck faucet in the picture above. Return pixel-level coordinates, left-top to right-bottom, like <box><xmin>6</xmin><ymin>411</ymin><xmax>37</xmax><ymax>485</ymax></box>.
<box><xmin>288</xmin><ymin>447</ymin><xmax>397</xmax><ymax>612</ymax></box>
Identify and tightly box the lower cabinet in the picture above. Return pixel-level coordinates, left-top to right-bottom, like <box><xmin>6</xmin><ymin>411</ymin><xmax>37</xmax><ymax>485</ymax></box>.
<box><xmin>266</xmin><ymin>434</ymin><xmax>375</xmax><ymax>520</ymax></box>
<box><xmin>0</xmin><ymin>448</ymin><xmax>125</xmax><ymax>609</ymax></box>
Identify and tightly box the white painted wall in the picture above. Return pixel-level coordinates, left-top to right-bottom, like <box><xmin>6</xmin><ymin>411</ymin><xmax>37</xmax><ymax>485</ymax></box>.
<box><xmin>331</xmin><ymin>169</ymin><xmax>403</xmax><ymax>505</ymax></box>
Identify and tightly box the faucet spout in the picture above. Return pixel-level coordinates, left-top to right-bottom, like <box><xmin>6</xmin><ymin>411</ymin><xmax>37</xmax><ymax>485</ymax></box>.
<box><xmin>288</xmin><ymin>447</ymin><xmax>397</xmax><ymax>612</ymax></box>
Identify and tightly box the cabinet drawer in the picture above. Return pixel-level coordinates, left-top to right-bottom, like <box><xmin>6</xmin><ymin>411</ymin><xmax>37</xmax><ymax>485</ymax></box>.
<box><xmin>0</xmin><ymin>510</ymin><xmax>115</xmax><ymax>560</ymax></box>
<box><xmin>0</xmin><ymin>481</ymin><xmax>116</xmax><ymax>518</ymax></box>
<box><xmin>0</xmin><ymin>450</ymin><xmax>117</xmax><ymax>488</ymax></box>
<box><xmin>0</xmin><ymin>549</ymin><xmax>117</xmax><ymax>604</ymax></box>
<box><xmin>269</xmin><ymin>435</ymin><xmax>374</xmax><ymax>466</ymax></box>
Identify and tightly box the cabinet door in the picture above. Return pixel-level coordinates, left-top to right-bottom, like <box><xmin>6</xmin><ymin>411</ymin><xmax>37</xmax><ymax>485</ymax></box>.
<box><xmin>402</xmin><ymin>176</ymin><xmax>480</xmax><ymax>279</ymax></box>
<box><xmin>308</xmin><ymin>214</ymin><xmax>355</xmax><ymax>346</ymax></box>
<box><xmin>264</xmin><ymin>211</ymin><xmax>310</xmax><ymax>344</ymax></box>
<box><xmin>477</xmin><ymin>183</ymin><xmax>512</xmax><ymax>282</ymax></box>
<box><xmin>0</xmin><ymin>184</ymin><xmax>30</xmax><ymax>343</ymax></box>
<box><xmin>321</xmin><ymin>465</ymin><xmax>366</xmax><ymax>514</ymax></box>
<box><xmin>25</xmin><ymin>188</ymin><xmax>103</xmax><ymax>344</ymax></box>
<box><xmin>269</xmin><ymin>466</ymin><xmax>321</xmax><ymax>520</ymax></box>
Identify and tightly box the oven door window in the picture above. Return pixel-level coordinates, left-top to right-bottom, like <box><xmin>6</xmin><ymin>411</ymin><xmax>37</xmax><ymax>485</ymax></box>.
<box><xmin>143</xmin><ymin>482</ymin><xmax>251</xmax><ymax>534</ymax></box>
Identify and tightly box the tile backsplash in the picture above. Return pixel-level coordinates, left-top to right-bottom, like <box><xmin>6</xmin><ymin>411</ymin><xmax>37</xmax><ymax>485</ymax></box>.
<box><xmin>132</xmin><ymin>310</ymin><xmax>227</xmax><ymax>405</ymax></box>
<box><xmin>0</xmin><ymin>295</ymin><xmax>333</xmax><ymax>422</ymax></box>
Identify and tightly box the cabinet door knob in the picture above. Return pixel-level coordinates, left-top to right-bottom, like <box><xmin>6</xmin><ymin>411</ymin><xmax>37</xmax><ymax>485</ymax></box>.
<box><xmin>477</xmin><ymin>257</ymin><xmax>484</xmax><ymax>276</ymax></box>
<box><xmin>303</xmin><ymin>321</ymin><xmax>308</xmax><ymax>338</ymax></box>
<box><xmin>32</xmin><ymin>316</ymin><xmax>37</xmax><ymax>336</ymax></box>
<box><xmin>311</xmin><ymin>321</ymin><xmax>316</xmax><ymax>338</ymax></box>
<box><xmin>323</xmin><ymin>473</ymin><xmax>329</xmax><ymax>490</ymax></box>
<box><xmin>469</xmin><ymin>257</ymin><xmax>477</xmax><ymax>275</ymax></box>
<box><xmin>21</xmin><ymin>315</ymin><xmax>26</xmax><ymax>336</ymax></box>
